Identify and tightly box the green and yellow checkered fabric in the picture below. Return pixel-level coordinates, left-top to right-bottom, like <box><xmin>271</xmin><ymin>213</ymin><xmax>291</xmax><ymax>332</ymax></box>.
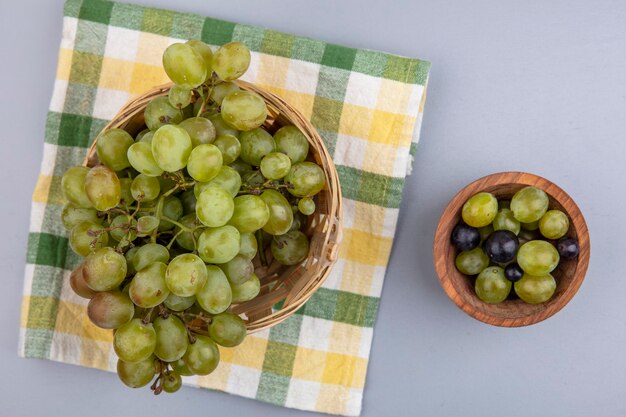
<box><xmin>19</xmin><ymin>0</ymin><xmax>430</xmax><ymax>415</ymax></box>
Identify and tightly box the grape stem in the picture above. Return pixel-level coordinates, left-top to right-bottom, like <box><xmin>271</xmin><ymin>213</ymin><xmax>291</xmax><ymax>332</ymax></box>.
<box><xmin>161</xmin><ymin>216</ymin><xmax>193</xmax><ymax>232</ymax></box>
<box><xmin>239</xmin><ymin>180</ymin><xmax>295</xmax><ymax>196</ymax></box>
<box><xmin>142</xmin><ymin>307</ymin><xmax>154</xmax><ymax>324</ymax></box>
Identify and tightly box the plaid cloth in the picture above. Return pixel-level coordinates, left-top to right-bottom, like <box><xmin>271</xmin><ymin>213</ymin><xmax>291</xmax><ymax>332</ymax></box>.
<box><xmin>19</xmin><ymin>0</ymin><xmax>430</xmax><ymax>415</ymax></box>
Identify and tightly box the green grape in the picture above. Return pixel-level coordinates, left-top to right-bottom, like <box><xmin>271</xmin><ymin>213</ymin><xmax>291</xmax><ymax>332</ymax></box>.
<box><xmin>170</xmin><ymin>358</ymin><xmax>193</xmax><ymax>376</ymax></box>
<box><xmin>514</xmin><ymin>273</ymin><xmax>557</xmax><ymax>304</ymax></box>
<box><xmin>130</xmin><ymin>174</ymin><xmax>160</xmax><ymax>202</ymax></box>
<box><xmin>84</xmin><ymin>165</ymin><xmax>121</xmax><ymax>211</ymax></box>
<box><xmin>69</xmin><ymin>265</ymin><xmax>96</xmax><ymax>299</ymax></box>
<box><xmin>113</xmin><ymin>318</ymin><xmax>156</xmax><ymax>363</ymax></box>
<box><xmin>196</xmin><ymin>265</ymin><xmax>232</xmax><ymax>314</ymax></box>
<box><xmin>539</xmin><ymin>210</ymin><xmax>569</xmax><ymax>240</ymax></box>
<box><xmin>183</xmin><ymin>335</ymin><xmax>220</xmax><ymax>375</ymax></box>
<box><xmin>87</xmin><ymin>290</ymin><xmax>134</xmax><ymax>329</ymax></box>
<box><xmin>212</xmin><ymin>42</ymin><xmax>251</xmax><ymax>81</ymax></box>
<box><xmin>138</xmin><ymin>131</ymin><xmax>154</xmax><ymax>144</ymax></box>
<box><xmin>221</xmin><ymin>91</ymin><xmax>268</xmax><ymax>131</ymax></box>
<box><xmin>187</xmin><ymin>144</ymin><xmax>223</xmax><ymax>182</ymax></box>
<box><xmin>229</xmin><ymin>159</ymin><xmax>253</xmax><ymax>176</ymax></box>
<box><xmin>242</xmin><ymin>170</ymin><xmax>265</xmax><ymax>188</ymax></box>
<box><xmin>96</xmin><ymin>128</ymin><xmax>134</xmax><ymax>171</ymax></box>
<box><xmin>164</xmin><ymin>293</ymin><xmax>196</xmax><ymax>312</ymax></box>
<box><xmin>214</xmin><ymin>134</ymin><xmax>241</xmax><ymax>164</ymax></box>
<box><xmin>521</xmin><ymin>220</ymin><xmax>539</xmax><ymax>231</ymax></box>
<box><xmin>165</xmin><ymin>254</ymin><xmax>208</xmax><ymax>297</ymax></box>
<box><xmin>61</xmin><ymin>204</ymin><xmax>100</xmax><ymax>231</ymax></box>
<box><xmin>517</xmin><ymin>240</ymin><xmax>560</xmax><ymax>276</ymax></box>
<box><xmin>271</xmin><ymin>231</ymin><xmax>309</xmax><ymax>265</ymax></box>
<box><xmin>238</xmin><ymin>232</ymin><xmax>258</xmax><ymax>260</ymax></box>
<box><xmin>197</xmin><ymin>225</ymin><xmax>240</xmax><ymax>264</ymax></box>
<box><xmin>125</xmin><ymin>246</ymin><xmax>139</xmax><ymax>276</ymax></box>
<box><xmin>180</xmin><ymin>189</ymin><xmax>197</xmax><ymax>214</ymax></box>
<box><xmin>273</xmin><ymin>125</ymin><xmax>309</xmax><ymax>163</ymax></box>
<box><xmin>168</xmin><ymin>85</ymin><xmax>193</xmax><ymax>109</ymax></box>
<box><xmin>136</xmin><ymin>215</ymin><xmax>159</xmax><ymax>237</ymax></box>
<box><xmin>61</xmin><ymin>166</ymin><xmax>93</xmax><ymax>208</ymax></box>
<box><xmin>219</xmin><ymin>254</ymin><xmax>253</xmax><ymax>285</ymax></box>
<box><xmin>492</xmin><ymin>208</ymin><xmax>521</xmax><ymax>235</ymax></box>
<box><xmin>162</xmin><ymin>43</ymin><xmax>207</xmax><ymax>88</ymax></box>
<box><xmin>153</xmin><ymin>315</ymin><xmax>188</xmax><ymax>362</ymax></box>
<box><xmin>162</xmin><ymin>372</ymin><xmax>183</xmax><ymax>393</ymax></box>
<box><xmin>478</xmin><ymin>224</ymin><xmax>493</xmax><ymax>241</ymax></box>
<box><xmin>179</xmin><ymin>117</ymin><xmax>216</xmax><ymax>147</ymax></box>
<box><xmin>195</xmin><ymin>166</ymin><xmax>241</xmax><ymax>198</ymax></box>
<box><xmin>175</xmin><ymin>213</ymin><xmax>202</xmax><ymax>251</ymax></box>
<box><xmin>127</xmin><ymin>142</ymin><xmax>163</xmax><ymax>176</ymax></box>
<box><xmin>461</xmin><ymin>192</ymin><xmax>498</xmax><ymax>228</ymax></box>
<box><xmin>455</xmin><ymin>247</ymin><xmax>490</xmax><ymax>275</ymax></box>
<box><xmin>195</xmin><ymin>186</ymin><xmax>234</xmax><ymax>228</ymax></box>
<box><xmin>182</xmin><ymin>103</ymin><xmax>195</xmax><ymax>119</ymax></box>
<box><xmin>498</xmin><ymin>200</ymin><xmax>511</xmax><ymax>210</ymax></box>
<box><xmin>158</xmin><ymin>176</ymin><xmax>177</xmax><ymax>194</ymax></box>
<box><xmin>298</xmin><ymin>197</ymin><xmax>315</xmax><ymax>216</ymax></box>
<box><xmin>152</xmin><ymin>125</ymin><xmax>193</xmax><ymax>172</ymax></box>
<box><xmin>129</xmin><ymin>262</ymin><xmax>170</xmax><ymax>308</ymax></box>
<box><xmin>109</xmin><ymin>215</ymin><xmax>137</xmax><ymax>243</ymax></box>
<box><xmin>284</xmin><ymin>162</ymin><xmax>326</xmax><ymax>197</ymax></box>
<box><xmin>158</xmin><ymin>196</ymin><xmax>184</xmax><ymax>231</ymax></box>
<box><xmin>229</xmin><ymin>195</ymin><xmax>270</xmax><ymax>233</ymax></box>
<box><xmin>208</xmin><ymin>114</ymin><xmax>240</xmax><ymax>138</ymax></box>
<box><xmin>69</xmin><ymin>221</ymin><xmax>109</xmax><ymax>257</ymax></box>
<box><xmin>475</xmin><ymin>267</ymin><xmax>511</xmax><ymax>303</ymax></box>
<box><xmin>118</xmin><ymin>177</ymin><xmax>134</xmax><ymax>208</ymax></box>
<box><xmin>210</xmin><ymin>81</ymin><xmax>240</xmax><ymax>105</ymax></box>
<box><xmin>186</xmin><ymin>39</ymin><xmax>213</xmax><ymax>80</ymax></box>
<box><xmin>510</xmin><ymin>186</ymin><xmax>549</xmax><ymax>223</ymax></box>
<box><xmin>260</xmin><ymin>152</ymin><xmax>291</xmax><ymax>180</ymax></box>
<box><xmin>117</xmin><ymin>356</ymin><xmax>156</xmax><ymax>388</ymax></box>
<box><xmin>144</xmin><ymin>96</ymin><xmax>183</xmax><ymax>131</ymax></box>
<box><xmin>260</xmin><ymin>190</ymin><xmax>293</xmax><ymax>235</ymax></box>
<box><xmin>230</xmin><ymin>273</ymin><xmax>260</xmax><ymax>303</ymax></box>
<box><xmin>239</xmin><ymin>128</ymin><xmax>276</xmax><ymax>166</ymax></box>
<box><xmin>208</xmin><ymin>312</ymin><xmax>246</xmax><ymax>347</ymax></box>
<box><xmin>133</xmin><ymin>243</ymin><xmax>169</xmax><ymax>271</ymax></box>
<box><xmin>136</xmin><ymin>129</ymin><xmax>150</xmax><ymax>142</ymax></box>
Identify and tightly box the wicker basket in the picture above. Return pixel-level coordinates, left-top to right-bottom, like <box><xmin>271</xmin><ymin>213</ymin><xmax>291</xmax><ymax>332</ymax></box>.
<box><xmin>83</xmin><ymin>81</ymin><xmax>343</xmax><ymax>333</ymax></box>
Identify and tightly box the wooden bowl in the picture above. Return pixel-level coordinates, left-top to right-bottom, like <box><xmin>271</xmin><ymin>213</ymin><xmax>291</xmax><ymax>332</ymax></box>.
<box><xmin>433</xmin><ymin>172</ymin><xmax>590</xmax><ymax>327</ymax></box>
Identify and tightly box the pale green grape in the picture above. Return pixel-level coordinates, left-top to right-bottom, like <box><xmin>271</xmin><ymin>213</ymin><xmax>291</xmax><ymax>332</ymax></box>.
<box><xmin>208</xmin><ymin>114</ymin><xmax>240</xmax><ymax>138</ymax></box>
<box><xmin>475</xmin><ymin>267</ymin><xmax>511</xmax><ymax>303</ymax></box>
<box><xmin>260</xmin><ymin>190</ymin><xmax>293</xmax><ymax>235</ymax></box>
<box><xmin>271</xmin><ymin>231</ymin><xmax>309</xmax><ymax>265</ymax></box>
<box><xmin>210</xmin><ymin>81</ymin><xmax>240</xmax><ymax>105</ymax></box>
<box><xmin>461</xmin><ymin>192</ymin><xmax>498</xmax><ymax>228</ymax></box>
<box><xmin>136</xmin><ymin>129</ymin><xmax>150</xmax><ymax>142</ymax></box>
<box><xmin>133</xmin><ymin>243</ymin><xmax>169</xmax><ymax>272</ymax></box>
<box><xmin>87</xmin><ymin>290</ymin><xmax>134</xmax><ymax>329</ymax></box>
<box><xmin>212</xmin><ymin>42</ymin><xmax>251</xmax><ymax>81</ymax></box>
<box><xmin>229</xmin><ymin>195</ymin><xmax>270</xmax><ymax>233</ymax></box>
<box><xmin>492</xmin><ymin>208</ymin><xmax>521</xmax><ymax>235</ymax></box>
<box><xmin>117</xmin><ymin>356</ymin><xmax>156</xmax><ymax>388</ymax></box>
<box><xmin>127</xmin><ymin>142</ymin><xmax>163</xmax><ymax>176</ymax></box>
<box><xmin>510</xmin><ymin>186</ymin><xmax>549</xmax><ymax>223</ymax></box>
<box><xmin>239</xmin><ymin>128</ymin><xmax>275</xmax><ymax>166</ymax></box>
<box><xmin>196</xmin><ymin>265</ymin><xmax>232</xmax><ymax>314</ymax></box>
<box><xmin>298</xmin><ymin>197</ymin><xmax>315</xmax><ymax>216</ymax></box>
<box><xmin>168</xmin><ymin>85</ymin><xmax>193</xmax><ymax>109</ymax></box>
<box><xmin>273</xmin><ymin>125</ymin><xmax>309</xmax><ymax>163</ymax></box>
<box><xmin>455</xmin><ymin>247</ymin><xmax>489</xmax><ymax>275</ymax></box>
<box><xmin>144</xmin><ymin>96</ymin><xmax>183</xmax><ymax>131</ymax></box>
<box><xmin>125</xmin><ymin>246</ymin><xmax>139</xmax><ymax>276</ymax></box>
<box><xmin>69</xmin><ymin>265</ymin><xmax>96</xmax><ymax>299</ymax></box>
<box><xmin>219</xmin><ymin>254</ymin><xmax>253</xmax><ymax>285</ymax></box>
<box><xmin>152</xmin><ymin>124</ymin><xmax>193</xmax><ymax>172</ymax></box>
<box><xmin>153</xmin><ymin>315</ymin><xmax>188</xmax><ymax>362</ymax></box>
<box><xmin>158</xmin><ymin>196</ymin><xmax>184</xmax><ymax>232</ymax></box>
<box><xmin>260</xmin><ymin>152</ymin><xmax>291</xmax><ymax>180</ymax></box>
<box><xmin>197</xmin><ymin>225</ymin><xmax>240</xmax><ymax>264</ymax></box>
<box><xmin>162</xmin><ymin>43</ymin><xmax>207</xmax><ymax>88</ymax></box>
<box><xmin>170</xmin><ymin>358</ymin><xmax>193</xmax><ymax>376</ymax></box>
<box><xmin>514</xmin><ymin>273</ymin><xmax>557</xmax><ymax>304</ymax></box>
<box><xmin>130</xmin><ymin>174</ymin><xmax>160</xmax><ymax>202</ymax></box>
<box><xmin>61</xmin><ymin>204</ymin><xmax>100</xmax><ymax>231</ymax></box>
<box><xmin>195</xmin><ymin>166</ymin><xmax>241</xmax><ymax>198</ymax></box>
<box><xmin>238</xmin><ymin>232</ymin><xmax>258</xmax><ymax>260</ymax></box>
<box><xmin>175</xmin><ymin>213</ymin><xmax>202</xmax><ymax>251</ymax></box>
<box><xmin>179</xmin><ymin>117</ymin><xmax>216</xmax><ymax>147</ymax></box>
<box><xmin>221</xmin><ymin>91</ymin><xmax>268</xmax><ymax>131</ymax></box>
<box><xmin>214</xmin><ymin>134</ymin><xmax>241</xmax><ymax>164</ymax></box>
<box><xmin>113</xmin><ymin>318</ymin><xmax>156</xmax><ymax>363</ymax></box>
<box><xmin>61</xmin><ymin>166</ymin><xmax>93</xmax><ymax>208</ymax></box>
<box><xmin>208</xmin><ymin>312</ymin><xmax>246</xmax><ymax>347</ymax></box>
<box><xmin>139</xmin><ymin>131</ymin><xmax>154</xmax><ymax>144</ymax></box>
<box><xmin>229</xmin><ymin>159</ymin><xmax>253</xmax><ymax>176</ymax></box>
<box><xmin>183</xmin><ymin>335</ymin><xmax>220</xmax><ymax>375</ymax></box>
<box><xmin>187</xmin><ymin>144</ymin><xmax>222</xmax><ymax>182</ymax></box>
<box><xmin>242</xmin><ymin>170</ymin><xmax>265</xmax><ymax>188</ymax></box>
<box><xmin>230</xmin><ymin>273</ymin><xmax>260</xmax><ymax>303</ymax></box>
<box><xmin>521</xmin><ymin>220</ymin><xmax>539</xmax><ymax>231</ymax></box>
<box><xmin>186</xmin><ymin>39</ymin><xmax>213</xmax><ymax>81</ymax></box>
<box><xmin>69</xmin><ymin>221</ymin><xmax>109</xmax><ymax>256</ymax></box>
<box><xmin>196</xmin><ymin>186</ymin><xmax>234</xmax><ymax>228</ymax></box>
<box><xmin>180</xmin><ymin>189</ymin><xmax>197</xmax><ymax>214</ymax></box>
<box><xmin>517</xmin><ymin>240</ymin><xmax>560</xmax><ymax>276</ymax></box>
<box><xmin>539</xmin><ymin>210</ymin><xmax>569</xmax><ymax>240</ymax></box>
<box><xmin>165</xmin><ymin>254</ymin><xmax>208</xmax><ymax>297</ymax></box>
<box><xmin>162</xmin><ymin>372</ymin><xmax>182</xmax><ymax>393</ymax></box>
<box><xmin>109</xmin><ymin>215</ymin><xmax>137</xmax><ymax>244</ymax></box>
<box><xmin>118</xmin><ymin>177</ymin><xmax>134</xmax><ymax>207</ymax></box>
<box><xmin>164</xmin><ymin>293</ymin><xmax>196</xmax><ymax>312</ymax></box>
<box><xmin>84</xmin><ymin>165</ymin><xmax>121</xmax><ymax>211</ymax></box>
<box><xmin>96</xmin><ymin>128</ymin><xmax>134</xmax><ymax>171</ymax></box>
<box><xmin>129</xmin><ymin>262</ymin><xmax>170</xmax><ymax>308</ymax></box>
<box><xmin>136</xmin><ymin>216</ymin><xmax>159</xmax><ymax>237</ymax></box>
<box><xmin>284</xmin><ymin>162</ymin><xmax>326</xmax><ymax>198</ymax></box>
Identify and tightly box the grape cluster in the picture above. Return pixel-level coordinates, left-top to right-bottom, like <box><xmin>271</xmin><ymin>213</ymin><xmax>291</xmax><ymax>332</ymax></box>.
<box><xmin>61</xmin><ymin>40</ymin><xmax>326</xmax><ymax>394</ymax></box>
<box><xmin>452</xmin><ymin>186</ymin><xmax>580</xmax><ymax>304</ymax></box>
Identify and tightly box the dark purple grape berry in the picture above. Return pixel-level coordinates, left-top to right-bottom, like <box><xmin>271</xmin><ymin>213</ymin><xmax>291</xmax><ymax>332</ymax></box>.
<box><xmin>451</xmin><ymin>223</ymin><xmax>480</xmax><ymax>251</ymax></box>
<box><xmin>504</xmin><ymin>263</ymin><xmax>524</xmax><ymax>282</ymax></box>
<box><xmin>557</xmin><ymin>238</ymin><xmax>579</xmax><ymax>260</ymax></box>
<box><xmin>484</xmin><ymin>230</ymin><xmax>519</xmax><ymax>263</ymax></box>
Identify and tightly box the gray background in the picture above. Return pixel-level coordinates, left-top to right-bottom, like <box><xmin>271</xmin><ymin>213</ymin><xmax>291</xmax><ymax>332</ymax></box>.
<box><xmin>1</xmin><ymin>0</ymin><xmax>625</xmax><ymax>416</ymax></box>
